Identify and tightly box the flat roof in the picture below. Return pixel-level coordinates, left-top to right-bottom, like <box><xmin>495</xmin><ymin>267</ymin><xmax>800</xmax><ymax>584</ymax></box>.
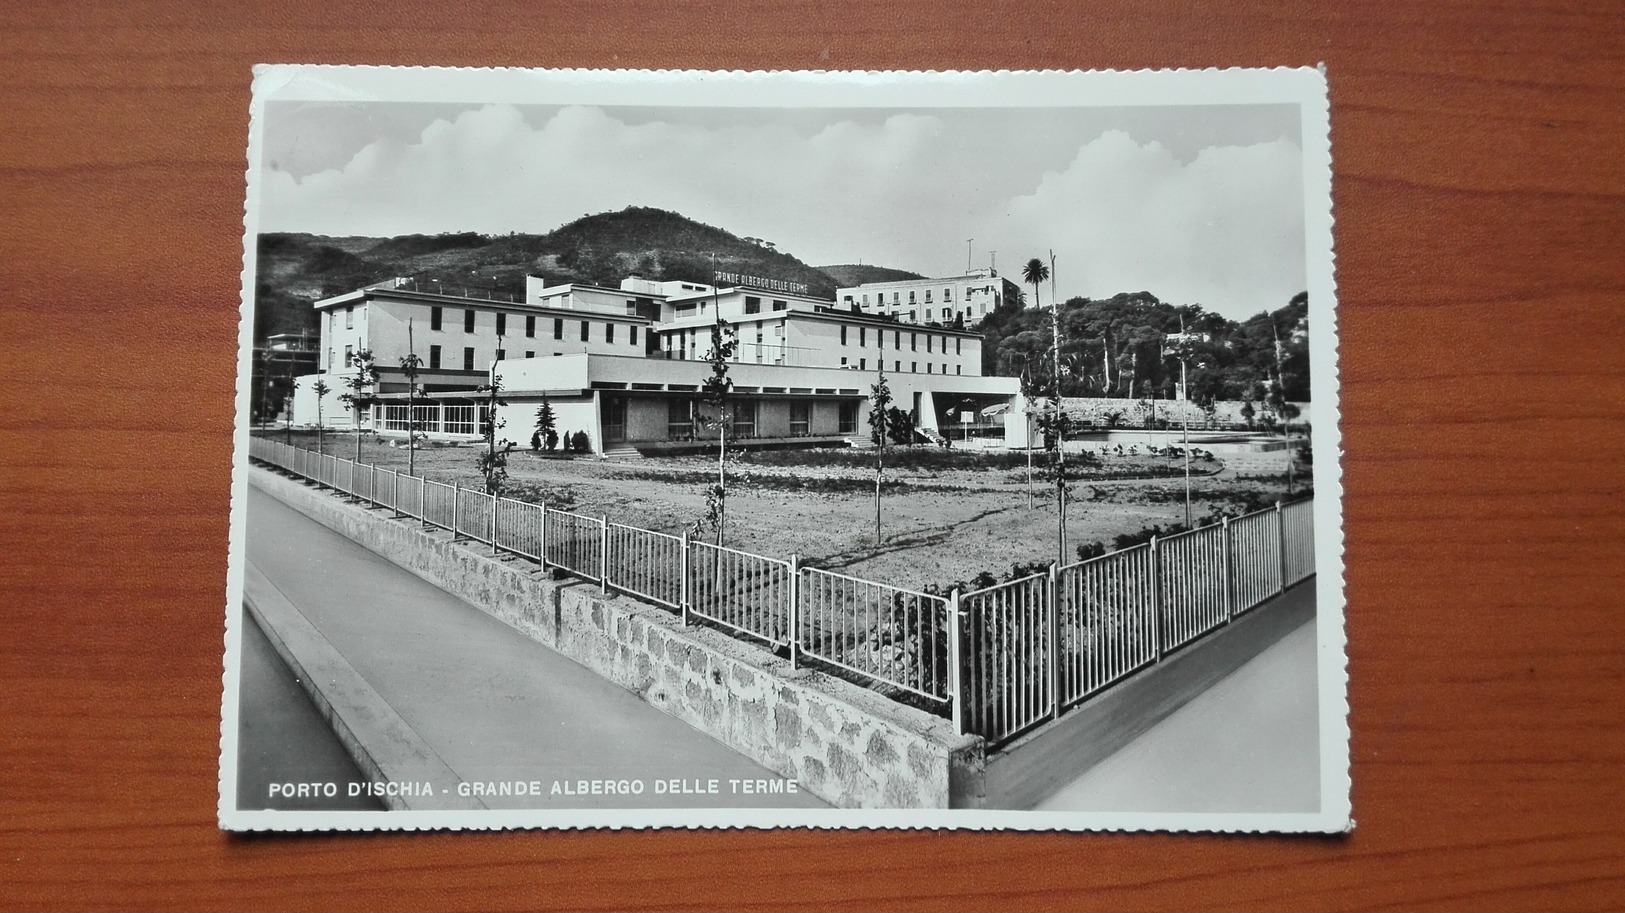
<box><xmin>313</xmin><ymin>287</ymin><xmax>650</xmax><ymax>322</ymax></box>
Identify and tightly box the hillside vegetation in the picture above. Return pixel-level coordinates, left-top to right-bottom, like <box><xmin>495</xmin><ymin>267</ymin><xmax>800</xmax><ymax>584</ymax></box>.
<box><xmin>255</xmin><ymin>207</ymin><xmax>845</xmax><ymax>342</ymax></box>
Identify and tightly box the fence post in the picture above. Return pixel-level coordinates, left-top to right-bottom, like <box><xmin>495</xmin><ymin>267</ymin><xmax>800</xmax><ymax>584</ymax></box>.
<box><xmin>788</xmin><ymin>554</ymin><xmax>800</xmax><ymax>669</ymax></box>
<box><xmin>1276</xmin><ymin>500</ymin><xmax>1287</xmax><ymax>596</ymax></box>
<box><xmin>1047</xmin><ymin>562</ymin><xmax>1062</xmax><ymax>721</ymax></box>
<box><xmin>539</xmin><ymin>503</ymin><xmax>548</xmax><ymax>571</ymax></box>
<box><xmin>948</xmin><ymin>587</ymin><xmax>964</xmax><ymax>736</ymax></box>
<box><xmin>1221</xmin><ymin>515</ymin><xmax>1234</xmax><ymax>623</ymax></box>
<box><xmin>599</xmin><ymin>515</ymin><xmax>609</xmax><ymax>592</ymax></box>
<box><xmin>679</xmin><ymin>528</ymin><xmax>691</xmax><ymax>626</ymax></box>
<box><xmin>451</xmin><ymin>484</ymin><xmax>461</xmax><ymax>541</ymax></box>
<box><xmin>1150</xmin><ymin>535</ymin><xmax>1163</xmax><ymax>662</ymax></box>
<box><xmin>490</xmin><ymin>493</ymin><xmax>499</xmax><ymax>557</ymax></box>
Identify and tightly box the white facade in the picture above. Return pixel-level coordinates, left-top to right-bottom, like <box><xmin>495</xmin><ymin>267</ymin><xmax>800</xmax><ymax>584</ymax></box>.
<box><xmin>480</xmin><ymin>353</ymin><xmax>1023</xmax><ymax>456</ymax></box>
<box><xmin>655</xmin><ymin>287</ymin><xmax>983</xmax><ymax>377</ymax></box>
<box><xmin>836</xmin><ymin>268</ymin><xmax>1019</xmax><ymax>327</ymax></box>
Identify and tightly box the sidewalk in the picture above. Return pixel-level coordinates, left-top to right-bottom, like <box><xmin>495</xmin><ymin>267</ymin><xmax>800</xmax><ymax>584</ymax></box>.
<box><xmin>242</xmin><ymin>483</ymin><xmax>826</xmax><ymax>810</ymax></box>
<box><xmin>1036</xmin><ymin>612</ymin><xmax>1320</xmax><ymax>813</ymax></box>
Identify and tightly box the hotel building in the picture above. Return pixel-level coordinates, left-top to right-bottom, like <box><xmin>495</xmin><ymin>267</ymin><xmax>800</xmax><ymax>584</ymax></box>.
<box><xmin>835</xmin><ymin>268</ymin><xmax>1022</xmax><ymax>328</ymax></box>
<box><xmin>292</xmin><ymin>274</ymin><xmax>1024</xmax><ymax>454</ymax></box>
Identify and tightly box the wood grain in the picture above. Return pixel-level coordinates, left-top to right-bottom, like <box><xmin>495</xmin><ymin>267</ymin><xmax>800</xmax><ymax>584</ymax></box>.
<box><xmin>1</xmin><ymin>1</ymin><xmax>1621</xmax><ymax>909</ymax></box>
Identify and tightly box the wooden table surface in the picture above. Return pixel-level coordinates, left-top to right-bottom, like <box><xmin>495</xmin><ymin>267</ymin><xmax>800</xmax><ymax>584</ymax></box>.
<box><xmin>2</xmin><ymin>2</ymin><xmax>1621</xmax><ymax>909</ymax></box>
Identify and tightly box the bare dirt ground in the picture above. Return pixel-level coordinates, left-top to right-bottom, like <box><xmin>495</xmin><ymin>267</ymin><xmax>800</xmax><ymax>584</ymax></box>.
<box><xmin>273</xmin><ymin>431</ymin><xmax>1306</xmax><ymax>594</ymax></box>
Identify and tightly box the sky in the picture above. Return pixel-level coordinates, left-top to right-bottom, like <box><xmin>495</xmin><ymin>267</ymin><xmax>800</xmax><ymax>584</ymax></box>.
<box><xmin>259</xmin><ymin>101</ymin><xmax>1306</xmax><ymax>321</ymax></box>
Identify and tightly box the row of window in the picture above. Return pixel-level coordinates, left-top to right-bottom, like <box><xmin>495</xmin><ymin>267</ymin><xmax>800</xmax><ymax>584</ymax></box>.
<box><xmin>426</xmin><ymin>306</ymin><xmax>637</xmax><ymax>345</ymax></box>
<box><xmin>377</xmin><ymin>403</ymin><xmax>489</xmax><ymax>436</ymax></box>
<box><xmin>836</xmin><ymin>357</ymin><xmax>961</xmax><ymax>375</ymax></box>
<box><xmin>422</xmin><ymin>346</ymin><xmax>552</xmax><ymax>371</ymax></box>
<box><xmin>647</xmin><ymin>398</ymin><xmax>857</xmax><ymax>442</ymax></box>
<box><xmin>838</xmin><ymin>325</ymin><xmax>964</xmax><ymax>355</ymax></box>
<box><xmin>846</xmin><ymin>287</ymin><xmax>958</xmax><ymax>307</ymax></box>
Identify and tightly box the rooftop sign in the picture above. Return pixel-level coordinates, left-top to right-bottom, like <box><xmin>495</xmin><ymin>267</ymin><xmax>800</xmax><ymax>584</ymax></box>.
<box><xmin>713</xmin><ymin>271</ymin><xmax>808</xmax><ymax>295</ymax></box>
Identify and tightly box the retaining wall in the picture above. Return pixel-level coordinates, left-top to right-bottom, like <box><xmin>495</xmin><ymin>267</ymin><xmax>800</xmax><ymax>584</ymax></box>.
<box><xmin>249</xmin><ymin>465</ymin><xmax>984</xmax><ymax>809</ymax></box>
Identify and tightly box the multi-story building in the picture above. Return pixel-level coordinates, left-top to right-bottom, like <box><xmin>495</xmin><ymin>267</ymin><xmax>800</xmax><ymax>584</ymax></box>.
<box><xmin>654</xmin><ymin>286</ymin><xmax>983</xmax><ymax>378</ymax></box>
<box><xmin>292</xmin><ymin>273</ymin><xmax>1025</xmax><ymax>452</ymax></box>
<box><xmin>835</xmin><ymin>268</ymin><xmax>1022</xmax><ymax>328</ymax></box>
<box><xmin>291</xmin><ymin>279</ymin><xmax>652</xmax><ymax>428</ymax></box>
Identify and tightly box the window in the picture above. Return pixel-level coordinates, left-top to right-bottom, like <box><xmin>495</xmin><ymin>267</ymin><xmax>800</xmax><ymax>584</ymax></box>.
<box><xmin>924</xmin><ymin>290</ymin><xmax>932</xmax><ymax>303</ymax></box>
<box><xmin>774</xmin><ymin>323</ymin><xmax>784</xmax><ymax>337</ymax></box>
<box><xmin>925</xmin><ymin>309</ymin><xmax>932</xmax><ymax>320</ymax></box>
<box><xmin>862</xmin><ymin>294</ymin><xmax>869</xmax><ymax>305</ymax></box>
<box><xmin>840</xmin><ymin>357</ymin><xmax>848</xmax><ymax>366</ymax></box>
<box><xmin>944</xmin><ymin>287</ymin><xmax>952</xmax><ymax>301</ymax></box>
<box><xmin>859</xmin><ymin>327</ymin><xmax>866</xmax><ymax>347</ymax></box>
<box><xmin>464</xmin><ymin>309</ymin><xmax>476</xmax><ymax>333</ymax></box>
<box><xmin>443</xmin><ymin>405</ymin><xmax>476</xmax><ymax>436</ymax></box>
<box><xmin>496</xmin><ymin>313</ymin><xmax>507</xmax><ymax>337</ymax></box>
<box><xmin>926</xmin><ymin>335</ymin><xmax>933</xmax><ymax>353</ymax></box>
<box><xmin>525</xmin><ymin>351</ymin><xmax>534</xmax><ymax>359</ymax></box>
<box><xmin>344</xmin><ymin>344</ymin><xmax>353</xmax><ymax>367</ymax></box>
<box><xmin>956</xmin><ymin>365</ymin><xmax>962</xmax><ymax>375</ymax></box>
<box><xmin>429</xmin><ymin>345</ymin><xmax>441</xmax><ymax>369</ymax></box>
<box><xmin>892</xmin><ymin>292</ymin><xmax>900</xmax><ymax>303</ymax></box>
<box><xmin>745</xmin><ymin>296</ymin><xmax>761</xmax><ymax>315</ymax></box>
<box><xmin>629</xmin><ymin>326</ymin><xmax>638</xmax><ymax>346</ymax></box>
<box><xmin>525</xmin><ymin>315</ymin><xmax>536</xmax><ymax>337</ymax></box>
<box><xmin>580</xmin><ymin>321</ymin><xmax>590</xmax><ymax>342</ymax></box>
<box><xmin>843</xmin><ymin>295</ymin><xmax>853</xmax><ymax>305</ymax></box>
<box><xmin>463</xmin><ymin>348</ymin><xmax>475</xmax><ymax>371</ymax></box>
<box><xmin>772</xmin><ymin>300</ymin><xmax>787</xmax><ymax>311</ymax></box>
<box><xmin>956</xmin><ymin>338</ymin><xmax>962</xmax><ymax>355</ymax></box>
<box><xmin>732</xmin><ymin>399</ymin><xmax>756</xmax><ymax>439</ymax></box>
<box><xmin>908</xmin><ymin>290</ymin><xmax>916</xmax><ymax>303</ymax></box>
<box><xmin>926</xmin><ymin>363</ymin><xmax>933</xmax><ymax>374</ymax></box>
<box><xmin>894</xmin><ymin>331</ymin><xmax>901</xmax><ymax>350</ymax></box>
<box><xmin>789</xmin><ymin>402</ymin><xmax>811</xmax><ymax>437</ymax></box>
<box><xmin>496</xmin><ymin>348</ymin><xmax>506</xmax><ymax>361</ymax></box>
<box><xmin>911</xmin><ymin>333</ymin><xmax>918</xmax><ymax>351</ymax></box>
<box><xmin>604</xmin><ymin>397</ymin><xmax>627</xmax><ymax>442</ymax></box>
<box><xmin>430</xmin><ymin>307</ymin><xmax>442</xmax><ymax>331</ymax></box>
<box><xmin>895</xmin><ymin>361</ymin><xmax>901</xmax><ymax>372</ymax></box>
<box><xmin>327</xmin><ymin>348</ymin><xmax>334</xmax><ymax>370</ymax></box>
<box><xmin>908</xmin><ymin>310</ymin><xmax>916</xmax><ymax>321</ymax></box>
<box><xmin>860</xmin><ymin>358</ymin><xmax>867</xmax><ymax>370</ymax></box>
<box><xmin>606</xmin><ymin>323</ymin><xmax>614</xmax><ymax>343</ymax></box>
<box><xmin>554</xmin><ymin>318</ymin><xmax>564</xmax><ymax>340</ymax></box>
<box><xmin>840</xmin><ymin>326</ymin><xmax>848</xmax><ymax>345</ymax></box>
<box><xmin>667</xmin><ymin>399</ymin><xmax>694</xmax><ymax>440</ymax></box>
<box><xmin>911</xmin><ymin>362</ymin><xmax>917</xmax><ymax>373</ymax></box>
<box><xmin>345</xmin><ymin>305</ymin><xmax>354</xmax><ymax>329</ymax></box>
<box><xmin>839</xmin><ymin>402</ymin><xmax>858</xmax><ymax>434</ymax></box>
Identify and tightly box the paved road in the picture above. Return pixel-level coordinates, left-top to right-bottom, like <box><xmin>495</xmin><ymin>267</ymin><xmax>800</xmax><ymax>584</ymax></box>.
<box><xmin>234</xmin><ymin>612</ymin><xmax>385</xmax><ymax>812</ymax></box>
<box><xmin>1036</xmin><ymin>615</ymin><xmax>1321</xmax><ymax>813</ymax></box>
<box><xmin>243</xmin><ymin>484</ymin><xmax>825</xmax><ymax>810</ymax></box>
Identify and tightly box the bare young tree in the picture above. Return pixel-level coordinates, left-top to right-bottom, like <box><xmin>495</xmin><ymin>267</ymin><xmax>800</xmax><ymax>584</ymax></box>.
<box><xmin>868</xmin><ymin>363</ymin><xmax>893</xmax><ymax>545</ymax></box>
<box><xmin>338</xmin><ymin>348</ymin><xmax>381</xmax><ymax>462</ymax></box>
<box><xmin>694</xmin><ymin>313</ymin><xmax>738</xmax><ymax>545</ymax></box>
<box><xmin>311</xmin><ymin>378</ymin><xmax>331</xmax><ymax>455</ymax></box>
<box><xmin>400</xmin><ymin>319</ymin><xmax>424</xmax><ymax>477</ymax></box>
<box><xmin>475</xmin><ymin>361</ymin><xmax>509</xmax><ymax>495</ymax></box>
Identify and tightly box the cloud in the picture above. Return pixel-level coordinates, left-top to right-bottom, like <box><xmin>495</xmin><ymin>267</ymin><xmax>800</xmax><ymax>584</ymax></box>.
<box><xmin>261</xmin><ymin>106</ymin><xmax>1306</xmax><ymax>320</ymax></box>
<box><xmin>994</xmin><ymin>131</ymin><xmax>1306</xmax><ymax>318</ymax></box>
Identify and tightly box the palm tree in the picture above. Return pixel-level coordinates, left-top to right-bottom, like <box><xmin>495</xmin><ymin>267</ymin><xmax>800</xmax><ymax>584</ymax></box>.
<box><xmin>1022</xmin><ymin>257</ymin><xmax>1049</xmax><ymax>313</ymax></box>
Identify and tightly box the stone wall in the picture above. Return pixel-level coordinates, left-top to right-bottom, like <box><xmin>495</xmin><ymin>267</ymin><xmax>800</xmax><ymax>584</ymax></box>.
<box><xmin>249</xmin><ymin>466</ymin><xmax>984</xmax><ymax>809</ymax></box>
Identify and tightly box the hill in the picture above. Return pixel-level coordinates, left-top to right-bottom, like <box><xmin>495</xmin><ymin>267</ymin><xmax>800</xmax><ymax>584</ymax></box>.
<box><xmin>254</xmin><ymin>207</ymin><xmax>851</xmax><ymax>343</ymax></box>
<box><xmin>817</xmin><ymin>264</ymin><xmax>926</xmax><ymax>287</ymax></box>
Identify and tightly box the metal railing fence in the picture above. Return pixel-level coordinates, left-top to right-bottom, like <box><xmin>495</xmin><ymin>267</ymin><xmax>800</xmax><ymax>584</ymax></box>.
<box><xmin>248</xmin><ymin>436</ymin><xmax>1315</xmax><ymax>749</ymax></box>
<box><xmin>798</xmin><ymin>568</ymin><xmax>951</xmax><ymax>704</ymax></box>
<box><xmin>688</xmin><ymin>541</ymin><xmax>793</xmax><ymax>646</ymax></box>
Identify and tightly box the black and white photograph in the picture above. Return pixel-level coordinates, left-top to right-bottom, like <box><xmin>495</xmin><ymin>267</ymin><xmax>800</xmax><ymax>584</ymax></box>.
<box><xmin>220</xmin><ymin>66</ymin><xmax>1346</xmax><ymax>831</ymax></box>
